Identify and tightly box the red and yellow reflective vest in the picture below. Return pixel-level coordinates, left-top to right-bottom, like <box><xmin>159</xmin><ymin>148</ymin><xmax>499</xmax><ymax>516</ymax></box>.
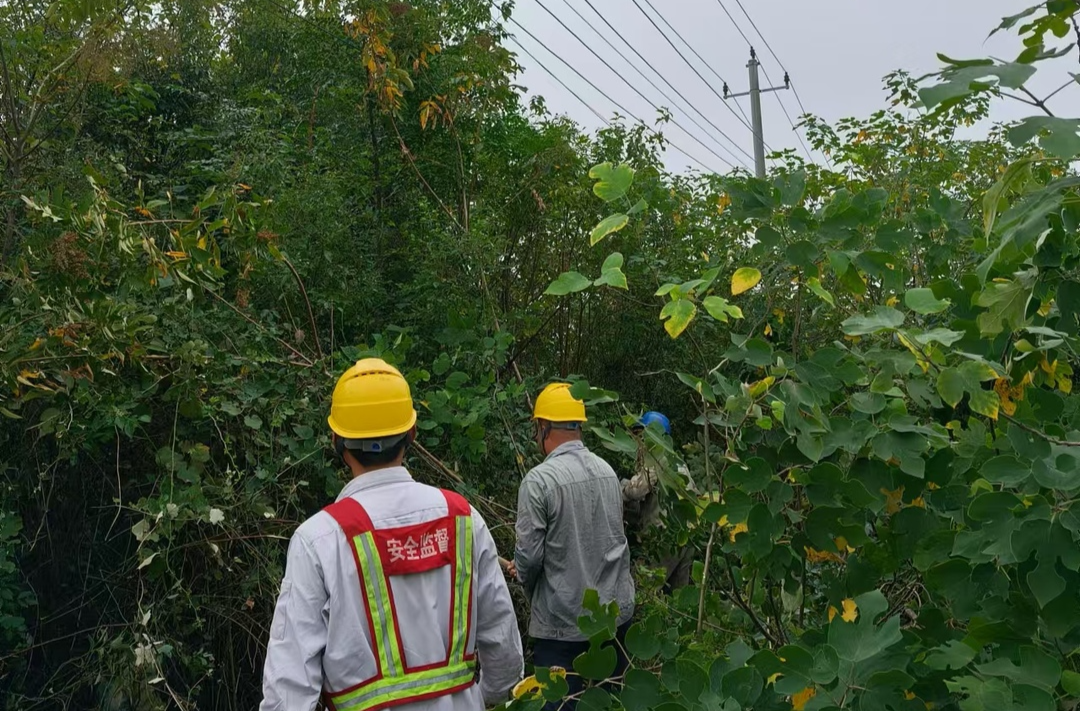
<box><xmin>321</xmin><ymin>490</ymin><xmax>476</xmax><ymax>711</ymax></box>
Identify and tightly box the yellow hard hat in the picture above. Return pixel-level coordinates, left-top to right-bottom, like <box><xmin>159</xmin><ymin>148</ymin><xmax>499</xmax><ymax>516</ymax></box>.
<box><xmin>533</xmin><ymin>382</ymin><xmax>587</xmax><ymax>423</ymax></box>
<box><xmin>327</xmin><ymin>358</ymin><xmax>417</xmax><ymax>440</ymax></box>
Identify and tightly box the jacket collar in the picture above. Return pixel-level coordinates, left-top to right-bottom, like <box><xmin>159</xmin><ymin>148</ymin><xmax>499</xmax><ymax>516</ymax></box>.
<box><xmin>336</xmin><ymin>466</ymin><xmax>414</xmax><ymax>502</ymax></box>
<box><xmin>545</xmin><ymin>439</ymin><xmax>586</xmax><ymax>461</ymax></box>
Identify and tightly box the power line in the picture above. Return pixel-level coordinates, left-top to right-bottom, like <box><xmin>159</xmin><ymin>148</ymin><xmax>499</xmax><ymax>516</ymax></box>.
<box><xmin>508</xmin><ymin>38</ymin><xmax>612</xmax><ymax>126</ymax></box>
<box><xmin>503</xmin><ymin>19</ymin><xmax>734</xmax><ymax>173</ymax></box>
<box><xmin>630</xmin><ymin>0</ymin><xmax>761</xmax><ymax>142</ymax></box>
<box><xmin>710</xmin><ymin>0</ymin><xmax>815</xmax><ymax>163</ymax></box>
<box><xmin>570</xmin><ymin>0</ymin><xmax>753</xmax><ymax>167</ymax></box>
<box><xmin>532</xmin><ymin>0</ymin><xmax>751</xmax><ymax>167</ymax></box>
<box><xmin>503</xmin><ymin>12</ymin><xmax>738</xmax><ymax>171</ymax></box>
<box><xmin>636</xmin><ymin>0</ymin><xmax>752</xmax><ymax>128</ymax></box>
<box><xmin>730</xmin><ymin>0</ymin><xmax>832</xmax><ymax>168</ymax></box>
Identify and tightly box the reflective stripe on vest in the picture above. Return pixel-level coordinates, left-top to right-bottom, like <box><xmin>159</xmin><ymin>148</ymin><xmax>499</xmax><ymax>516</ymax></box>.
<box><xmin>323</xmin><ymin>490</ymin><xmax>476</xmax><ymax>711</ymax></box>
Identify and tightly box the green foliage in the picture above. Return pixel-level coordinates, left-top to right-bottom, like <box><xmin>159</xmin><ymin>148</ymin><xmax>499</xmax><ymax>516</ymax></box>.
<box><xmin>528</xmin><ymin>6</ymin><xmax>1080</xmax><ymax>711</ymax></box>
<box><xmin>5</xmin><ymin>1</ymin><xmax>1080</xmax><ymax>710</ymax></box>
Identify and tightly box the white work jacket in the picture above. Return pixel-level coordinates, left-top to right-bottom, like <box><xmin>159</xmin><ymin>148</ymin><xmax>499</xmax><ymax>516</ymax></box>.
<box><xmin>261</xmin><ymin>467</ymin><xmax>523</xmax><ymax>711</ymax></box>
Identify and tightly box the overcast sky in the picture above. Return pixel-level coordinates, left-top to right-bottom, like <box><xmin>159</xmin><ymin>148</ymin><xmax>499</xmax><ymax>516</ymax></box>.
<box><xmin>500</xmin><ymin>0</ymin><xmax>1080</xmax><ymax>173</ymax></box>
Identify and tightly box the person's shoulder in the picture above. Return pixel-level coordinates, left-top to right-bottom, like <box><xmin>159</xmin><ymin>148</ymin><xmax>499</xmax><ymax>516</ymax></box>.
<box><xmin>523</xmin><ymin>459</ymin><xmax>556</xmax><ymax>484</ymax></box>
<box><xmin>291</xmin><ymin>508</ymin><xmax>341</xmax><ymax>552</ymax></box>
<box><xmin>584</xmin><ymin>447</ymin><xmax>617</xmax><ymax>474</ymax></box>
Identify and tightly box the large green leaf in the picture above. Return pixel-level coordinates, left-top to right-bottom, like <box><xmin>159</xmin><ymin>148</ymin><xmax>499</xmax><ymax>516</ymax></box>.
<box><xmin>944</xmin><ymin>676</ymin><xmax>1012</xmax><ymax>711</ymax></box>
<box><xmin>827</xmin><ymin>590</ymin><xmax>903</xmax><ymax>662</ymax></box>
<box><xmin>982</xmin><ymin>455</ymin><xmax>1030</xmax><ymax>486</ymax></box>
<box><xmin>905</xmin><ymin>288</ymin><xmax>951</xmax><ymax>314</ymax></box>
<box><xmin>702</xmin><ymin>296</ymin><xmax>743</xmax><ymax>323</ymax></box>
<box><xmin>1062</xmin><ymin>670</ymin><xmax>1080</xmax><ymax>696</ymax></box>
<box><xmin>983</xmin><ymin>157</ymin><xmax>1034</xmax><ymax>239</ymax></box>
<box><xmin>625</xmin><ymin>617</ymin><xmax>662</xmax><ymax>659</ymax></box>
<box><xmin>975</xmin><ymin>646</ymin><xmax>1061</xmax><ymax>690</ymax></box>
<box><xmin>574</xmin><ymin>645</ymin><xmax>617</xmax><ymax>681</ymax></box>
<box><xmin>589</xmin><ymin>162</ymin><xmax>634</xmax><ymax>202</ymax></box>
<box><xmin>594</xmin><ymin>252</ymin><xmax>628</xmax><ymax>289</ymax></box>
<box><xmin>806</xmin><ymin>277</ymin><xmax>836</xmax><ymax>307</ymax></box>
<box><xmin>925</xmin><ymin>640</ymin><xmax>977</xmax><ymax>671</ymax></box>
<box><xmin>841</xmin><ymin>306</ymin><xmax>906</xmax><ymax>336</ymax></box>
<box><xmin>590</xmin><ymin>213</ymin><xmax>630</xmax><ymax>246</ymax></box>
<box><xmin>976</xmin><ymin>278</ymin><xmax>1032</xmax><ymax>335</ymax></box>
<box><xmin>1008</xmin><ymin>116</ymin><xmax>1080</xmax><ymax>159</ymax></box>
<box><xmin>720</xmin><ymin>667</ymin><xmax>763</xmax><ymax>707</ymax></box>
<box><xmin>920</xmin><ymin>61</ymin><xmax>1037</xmax><ymax>109</ymax></box>
<box><xmin>622</xmin><ymin>670</ymin><xmax>663</xmax><ymax>711</ymax></box>
<box><xmin>1027</xmin><ymin>557</ymin><xmax>1066</xmax><ymax>608</ymax></box>
<box><xmin>578</xmin><ymin>688</ymin><xmax>611</xmax><ymax>711</ymax></box>
<box><xmin>545</xmin><ymin>271</ymin><xmax>592</xmax><ymax>296</ymax></box>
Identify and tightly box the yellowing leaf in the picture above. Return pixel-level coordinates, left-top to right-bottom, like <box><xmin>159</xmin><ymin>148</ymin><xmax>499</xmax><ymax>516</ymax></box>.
<box><xmin>1038</xmin><ymin>299</ymin><xmax>1054</xmax><ymax>317</ymax></box>
<box><xmin>512</xmin><ymin>676</ymin><xmax>542</xmax><ymax>699</ymax></box>
<box><xmin>716</xmin><ymin>194</ymin><xmax>731</xmax><ymax>214</ymax></box>
<box><xmin>731</xmin><ymin>267</ymin><xmax>762</xmax><ymax>296</ymax></box>
<box><xmin>841</xmin><ymin>598</ymin><xmax>858</xmax><ymax>623</ymax></box>
<box><xmin>729</xmin><ymin>521</ymin><xmax>749</xmax><ymax>542</ymax></box>
<box><xmin>805</xmin><ymin>547</ymin><xmax>843</xmax><ymax>564</ymax></box>
<box><xmin>767</xmin><ymin>672</ymin><xmax>782</xmax><ymax>686</ymax></box>
<box><xmin>897</xmin><ymin>332</ymin><xmax>930</xmax><ymax>373</ymax></box>
<box><xmin>748</xmin><ymin>376</ymin><xmax>775</xmax><ymax>398</ymax></box>
<box><xmin>792</xmin><ymin>686</ymin><xmax>817</xmax><ymax>711</ymax></box>
<box><xmin>882</xmin><ymin>486</ymin><xmax>904</xmax><ymax>515</ymax></box>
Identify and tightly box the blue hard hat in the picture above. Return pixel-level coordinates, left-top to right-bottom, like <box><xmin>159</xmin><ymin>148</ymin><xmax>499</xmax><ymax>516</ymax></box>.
<box><xmin>637</xmin><ymin>411</ymin><xmax>671</xmax><ymax>435</ymax></box>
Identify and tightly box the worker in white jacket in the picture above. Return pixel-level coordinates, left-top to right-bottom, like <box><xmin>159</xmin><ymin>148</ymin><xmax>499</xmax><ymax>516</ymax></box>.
<box><xmin>261</xmin><ymin>358</ymin><xmax>523</xmax><ymax>711</ymax></box>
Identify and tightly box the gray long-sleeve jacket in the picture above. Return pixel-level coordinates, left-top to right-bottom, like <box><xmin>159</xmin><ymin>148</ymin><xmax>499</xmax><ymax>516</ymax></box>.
<box><xmin>514</xmin><ymin>440</ymin><xmax>635</xmax><ymax>640</ymax></box>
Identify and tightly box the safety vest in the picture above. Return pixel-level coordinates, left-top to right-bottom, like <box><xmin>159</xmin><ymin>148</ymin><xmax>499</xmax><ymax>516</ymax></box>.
<box><xmin>322</xmin><ymin>490</ymin><xmax>476</xmax><ymax>711</ymax></box>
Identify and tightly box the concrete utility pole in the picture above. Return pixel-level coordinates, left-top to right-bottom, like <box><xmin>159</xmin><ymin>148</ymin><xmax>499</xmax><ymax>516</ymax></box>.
<box><xmin>724</xmin><ymin>48</ymin><xmax>790</xmax><ymax>179</ymax></box>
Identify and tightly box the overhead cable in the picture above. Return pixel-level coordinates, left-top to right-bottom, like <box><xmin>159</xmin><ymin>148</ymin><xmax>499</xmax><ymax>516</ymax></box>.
<box><xmin>504</xmin><ymin>12</ymin><xmax>738</xmax><ymax>172</ymax></box>
<box><xmin>569</xmin><ymin>0</ymin><xmax>754</xmax><ymax>166</ymax></box>
<box><xmin>630</xmin><ymin>0</ymin><xmax>762</xmax><ymax>142</ymax></box>
<box><xmin>730</xmin><ymin>0</ymin><xmax>832</xmax><ymax>167</ymax></box>
<box><xmin>531</xmin><ymin>0</ymin><xmax>751</xmax><ymax>166</ymax></box>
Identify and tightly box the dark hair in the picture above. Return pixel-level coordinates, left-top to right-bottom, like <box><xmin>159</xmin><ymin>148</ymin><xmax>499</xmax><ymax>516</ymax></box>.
<box><xmin>349</xmin><ymin>437</ymin><xmax>409</xmax><ymax>468</ymax></box>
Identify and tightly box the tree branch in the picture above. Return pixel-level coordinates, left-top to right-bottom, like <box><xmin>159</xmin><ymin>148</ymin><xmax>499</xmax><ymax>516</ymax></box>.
<box><xmin>1002</xmin><ymin>413</ymin><xmax>1080</xmax><ymax>446</ymax></box>
<box><xmin>281</xmin><ymin>256</ymin><xmax>324</xmax><ymax>361</ymax></box>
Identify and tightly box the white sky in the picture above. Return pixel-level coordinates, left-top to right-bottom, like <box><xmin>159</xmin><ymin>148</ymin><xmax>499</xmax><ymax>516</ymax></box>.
<box><xmin>503</xmin><ymin>0</ymin><xmax>1080</xmax><ymax>173</ymax></box>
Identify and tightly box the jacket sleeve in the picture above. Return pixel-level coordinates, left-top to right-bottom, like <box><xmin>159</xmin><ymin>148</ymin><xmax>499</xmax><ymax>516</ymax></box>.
<box><xmin>260</xmin><ymin>531</ymin><xmax>327</xmax><ymax>711</ymax></box>
<box><xmin>514</xmin><ymin>476</ymin><xmax>547</xmax><ymax>595</ymax></box>
<box><xmin>471</xmin><ymin>508</ymin><xmax>524</xmax><ymax>704</ymax></box>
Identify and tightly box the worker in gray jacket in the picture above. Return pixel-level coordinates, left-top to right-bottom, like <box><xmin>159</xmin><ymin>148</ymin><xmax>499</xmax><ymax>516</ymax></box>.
<box><xmin>513</xmin><ymin>383</ymin><xmax>634</xmax><ymax>707</ymax></box>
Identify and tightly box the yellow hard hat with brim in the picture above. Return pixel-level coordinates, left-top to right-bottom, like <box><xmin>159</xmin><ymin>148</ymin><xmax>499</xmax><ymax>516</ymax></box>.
<box><xmin>533</xmin><ymin>382</ymin><xmax>587</xmax><ymax>423</ymax></box>
<box><xmin>328</xmin><ymin>358</ymin><xmax>417</xmax><ymax>440</ymax></box>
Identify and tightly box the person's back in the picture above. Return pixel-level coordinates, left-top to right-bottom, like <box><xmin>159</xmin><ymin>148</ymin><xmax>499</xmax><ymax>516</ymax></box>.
<box><xmin>516</xmin><ymin>441</ymin><xmax>634</xmax><ymax>638</ymax></box>
<box><xmin>261</xmin><ymin>358</ymin><xmax>522</xmax><ymax>711</ymax></box>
